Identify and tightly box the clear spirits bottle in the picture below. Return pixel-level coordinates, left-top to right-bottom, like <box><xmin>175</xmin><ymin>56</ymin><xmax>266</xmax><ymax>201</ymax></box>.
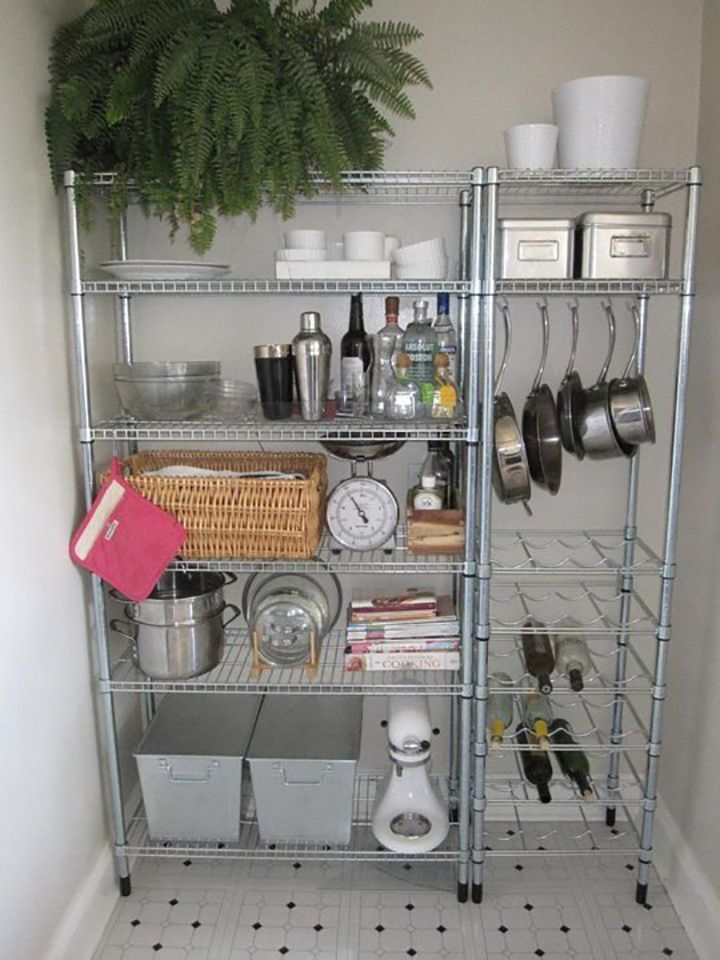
<box><xmin>487</xmin><ymin>672</ymin><xmax>514</xmax><ymax>748</ymax></box>
<box><xmin>431</xmin><ymin>353</ymin><xmax>459</xmax><ymax>419</ymax></box>
<box><xmin>419</xmin><ymin>444</ymin><xmax>451</xmax><ymax>507</ymax></box>
<box><xmin>386</xmin><ymin>353</ymin><xmax>420</xmax><ymax>420</ymax></box>
<box><xmin>402</xmin><ymin>299</ymin><xmax>437</xmax><ymax>413</ymax></box>
<box><xmin>434</xmin><ymin>293</ymin><xmax>458</xmax><ymax>383</ymax></box>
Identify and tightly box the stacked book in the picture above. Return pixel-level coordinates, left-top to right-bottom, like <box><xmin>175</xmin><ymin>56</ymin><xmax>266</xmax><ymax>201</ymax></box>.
<box><xmin>344</xmin><ymin>591</ymin><xmax>460</xmax><ymax>672</ymax></box>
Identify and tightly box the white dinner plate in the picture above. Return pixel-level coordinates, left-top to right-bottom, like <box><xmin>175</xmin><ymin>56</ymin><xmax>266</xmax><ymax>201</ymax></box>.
<box><xmin>100</xmin><ymin>260</ymin><xmax>230</xmax><ymax>281</ymax></box>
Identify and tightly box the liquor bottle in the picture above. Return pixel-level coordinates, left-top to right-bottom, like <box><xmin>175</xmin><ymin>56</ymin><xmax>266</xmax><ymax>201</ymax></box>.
<box><xmin>420</xmin><ymin>444</ymin><xmax>452</xmax><ymax>507</ymax></box>
<box><xmin>433</xmin><ymin>293</ymin><xmax>458</xmax><ymax>383</ymax></box>
<box><xmin>520</xmin><ymin>692</ymin><xmax>553</xmax><ymax>750</ymax></box>
<box><xmin>370</xmin><ymin>297</ymin><xmax>405</xmax><ymax>415</ymax></box>
<box><xmin>554</xmin><ymin>632</ymin><xmax>593</xmax><ymax>692</ymax></box>
<box><xmin>340</xmin><ymin>293</ymin><xmax>372</xmax><ymax>406</ymax></box>
<box><xmin>386</xmin><ymin>353</ymin><xmax>420</xmax><ymax>419</ymax></box>
<box><xmin>377</xmin><ymin>296</ymin><xmax>405</xmax><ymax>364</ymax></box>
<box><xmin>402</xmin><ymin>299</ymin><xmax>437</xmax><ymax>412</ymax></box>
<box><xmin>521</xmin><ymin>622</ymin><xmax>555</xmax><ymax>694</ymax></box>
<box><xmin>431</xmin><ymin>353</ymin><xmax>459</xmax><ymax>419</ymax></box>
<box><xmin>487</xmin><ymin>672</ymin><xmax>514</xmax><ymax>748</ymax></box>
<box><xmin>549</xmin><ymin>718</ymin><xmax>593</xmax><ymax>800</ymax></box>
<box><xmin>412</xmin><ymin>475</ymin><xmax>444</xmax><ymax>510</ymax></box>
<box><xmin>516</xmin><ymin>723</ymin><xmax>553</xmax><ymax>804</ymax></box>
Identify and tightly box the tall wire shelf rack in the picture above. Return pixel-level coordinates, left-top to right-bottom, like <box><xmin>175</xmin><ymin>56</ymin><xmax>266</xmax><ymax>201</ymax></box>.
<box><xmin>63</xmin><ymin>166</ymin><xmax>700</xmax><ymax>907</ymax></box>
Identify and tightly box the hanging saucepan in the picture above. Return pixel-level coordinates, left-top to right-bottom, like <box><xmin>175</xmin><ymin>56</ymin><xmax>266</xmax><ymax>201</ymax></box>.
<box><xmin>556</xmin><ymin>298</ymin><xmax>585</xmax><ymax>460</ymax></box>
<box><xmin>492</xmin><ymin>300</ymin><xmax>531</xmax><ymax>509</ymax></box>
<box><xmin>575</xmin><ymin>300</ymin><xmax>637</xmax><ymax>460</ymax></box>
<box><xmin>522</xmin><ymin>299</ymin><xmax>562</xmax><ymax>494</ymax></box>
<box><xmin>242</xmin><ymin>571</ymin><xmax>343</xmax><ymax>667</ymax></box>
<box><xmin>608</xmin><ymin>302</ymin><xmax>656</xmax><ymax>447</ymax></box>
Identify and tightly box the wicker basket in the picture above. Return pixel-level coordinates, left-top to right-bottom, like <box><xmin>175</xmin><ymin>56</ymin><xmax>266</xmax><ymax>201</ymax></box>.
<box><xmin>115</xmin><ymin>450</ymin><xmax>327</xmax><ymax>560</ymax></box>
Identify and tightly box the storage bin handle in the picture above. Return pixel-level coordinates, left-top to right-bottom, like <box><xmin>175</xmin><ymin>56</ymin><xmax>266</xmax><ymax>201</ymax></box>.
<box><xmin>273</xmin><ymin>762</ymin><xmax>334</xmax><ymax>786</ymax></box>
<box><xmin>158</xmin><ymin>758</ymin><xmax>220</xmax><ymax>783</ymax></box>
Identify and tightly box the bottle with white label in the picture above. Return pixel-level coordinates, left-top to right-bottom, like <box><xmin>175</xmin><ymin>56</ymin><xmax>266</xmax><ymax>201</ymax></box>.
<box><xmin>487</xmin><ymin>672</ymin><xmax>514</xmax><ymax>748</ymax></box>
<box><xmin>402</xmin><ymin>299</ymin><xmax>437</xmax><ymax>413</ymax></box>
<box><xmin>434</xmin><ymin>293</ymin><xmax>458</xmax><ymax>383</ymax></box>
<box><xmin>412</xmin><ymin>476</ymin><xmax>443</xmax><ymax>510</ymax></box>
<box><xmin>520</xmin><ymin>692</ymin><xmax>553</xmax><ymax>751</ymax></box>
<box><xmin>554</xmin><ymin>632</ymin><xmax>593</xmax><ymax>692</ymax></box>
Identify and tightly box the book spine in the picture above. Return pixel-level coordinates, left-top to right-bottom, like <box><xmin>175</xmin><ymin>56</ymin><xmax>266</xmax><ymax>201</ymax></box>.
<box><xmin>346</xmin><ymin>639</ymin><xmax>459</xmax><ymax>653</ymax></box>
<box><xmin>345</xmin><ymin>650</ymin><xmax>461</xmax><ymax>671</ymax></box>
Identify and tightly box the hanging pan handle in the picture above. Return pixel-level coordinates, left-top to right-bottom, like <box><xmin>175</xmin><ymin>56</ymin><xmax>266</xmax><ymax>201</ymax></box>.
<box><xmin>494</xmin><ymin>299</ymin><xmax>512</xmax><ymax>396</ymax></box>
<box><xmin>562</xmin><ymin>298</ymin><xmax>579</xmax><ymax>382</ymax></box>
<box><xmin>623</xmin><ymin>301</ymin><xmax>642</xmax><ymax>379</ymax></box>
<box><xmin>598</xmin><ymin>299</ymin><xmax>617</xmax><ymax>384</ymax></box>
<box><xmin>530</xmin><ymin>298</ymin><xmax>550</xmax><ymax>395</ymax></box>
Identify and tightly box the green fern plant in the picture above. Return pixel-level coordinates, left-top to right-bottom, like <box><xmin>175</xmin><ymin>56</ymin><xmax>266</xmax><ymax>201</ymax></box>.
<box><xmin>46</xmin><ymin>0</ymin><xmax>431</xmax><ymax>253</ymax></box>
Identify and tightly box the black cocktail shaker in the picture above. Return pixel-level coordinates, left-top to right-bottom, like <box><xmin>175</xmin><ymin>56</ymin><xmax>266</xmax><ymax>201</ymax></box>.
<box><xmin>254</xmin><ymin>344</ymin><xmax>293</xmax><ymax>420</ymax></box>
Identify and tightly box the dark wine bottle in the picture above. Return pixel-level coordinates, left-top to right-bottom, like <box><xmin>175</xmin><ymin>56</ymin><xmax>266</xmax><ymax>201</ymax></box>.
<box><xmin>340</xmin><ymin>293</ymin><xmax>372</xmax><ymax>405</ymax></box>
<box><xmin>516</xmin><ymin>723</ymin><xmax>553</xmax><ymax>804</ymax></box>
<box><xmin>521</xmin><ymin>622</ymin><xmax>555</xmax><ymax>694</ymax></box>
<box><xmin>550</xmin><ymin>718</ymin><xmax>593</xmax><ymax>800</ymax></box>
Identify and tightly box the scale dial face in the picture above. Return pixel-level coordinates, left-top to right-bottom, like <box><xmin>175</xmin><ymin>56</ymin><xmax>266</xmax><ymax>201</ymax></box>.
<box><xmin>326</xmin><ymin>477</ymin><xmax>399</xmax><ymax>551</ymax></box>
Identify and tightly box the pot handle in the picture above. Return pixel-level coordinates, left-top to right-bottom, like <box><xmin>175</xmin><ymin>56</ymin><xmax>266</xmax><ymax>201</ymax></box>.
<box><xmin>623</xmin><ymin>301</ymin><xmax>641</xmax><ymax>379</ymax></box>
<box><xmin>222</xmin><ymin>572</ymin><xmax>238</xmax><ymax>587</ymax></box>
<box><xmin>530</xmin><ymin>298</ymin><xmax>550</xmax><ymax>395</ymax></box>
<box><xmin>494</xmin><ymin>299</ymin><xmax>512</xmax><ymax>396</ymax></box>
<box><xmin>221</xmin><ymin>602</ymin><xmax>241</xmax><ymax>629</ymax></box>
<box><xmin>109</xmin><ymin>618</ymin><xmax>137</xmax><ymax>643</ymax></box>
<box><xmin>562</xmin><ymin>298</ymin><xmax>579</xmax><ymax>382</ymax></box>
<box><xmin>108</xmin><ymin>588</ymin><xmax>127</xmax><ymax>604</ymax></box>
<box><xmin>598</xmin><ymin>299</ymin><xmax>617</xmax><ymax>384</ymax></box>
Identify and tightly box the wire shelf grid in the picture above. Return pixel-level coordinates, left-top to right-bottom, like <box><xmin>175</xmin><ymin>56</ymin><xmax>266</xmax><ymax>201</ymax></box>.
<box><xmin>490</xmin><ymin>580</ymin><xmax>657</xmax><ymax>636</ymax></box>
<box><xmin>169</xmin><ymin>526</ymin><xmax>466</xmax><ymax>575</ymax></box>
<box><xmin>495</xmin><ymin>279</ymin><xmax>682</xmax><ymax>295</ymax></box>
<box><xmin>91</xmin><ymin>415</ymin><xmax>468</xmax><ymax>442</ymax></box>
<box><xmin>82</xmin><ymin>278</ymin><xmax>471</xmax><ymax>295</ymax></box>
<box><xmin>488</xmin><ymin>634</ymin><xmax>653</xmax><ymax>696</ymax></box>
<box><xmin>491</xmin><ymin>529</ymin><xmax>661</xmax><ymax>578</ymax></box>
<box><xmin>496</xmin><ymin>167</ymin><xmax>690</xmax><ymax>200</ymax></box>
<box><xmin>122</xmin><ymin>774</ymin><xmax>458</xmax><ymax>862</ymax></box>
<box><xmin>107</xmin><ymin>629</ymin><xmax>460</xmax><ymax>696</ymax></box>
<box><xmin>483</xmin><ymin>817</ymin><xmax>640</xmax><ymax>857</ymax></box>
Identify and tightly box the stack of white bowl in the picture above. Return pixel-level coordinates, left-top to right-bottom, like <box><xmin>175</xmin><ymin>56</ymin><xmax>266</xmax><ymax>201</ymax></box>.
<box><xmin>392</xmin><ymin>238</ymin><xmax>448</xmax><ymax>279</ymax></box>
<box><xmin>275</xmin><ymin>229</ymin><xmax>328</xmax><ymax>262</ymax></box>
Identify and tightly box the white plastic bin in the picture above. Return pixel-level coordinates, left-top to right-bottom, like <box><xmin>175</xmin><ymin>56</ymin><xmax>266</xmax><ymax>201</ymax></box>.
<box><xmin>135</xmin><ymin>694</ymin><xmax>262</xmax><ymax>841</ymax></box>
<box><xmin>248</xmin><ymin>695</ymin><xmax>362</xmax><ymax>844</ymax></box>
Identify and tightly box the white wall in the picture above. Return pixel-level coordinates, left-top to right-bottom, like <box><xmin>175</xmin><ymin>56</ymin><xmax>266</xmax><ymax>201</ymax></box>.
<box><xmin>652</xmin><ymin>3</ymin><xmax>720</xmax><ymax>955</ymax></box>
<box><xmin>0</xmin><ymin>3</ymin><xmax>116</xmax><ymax>960</ymax></box>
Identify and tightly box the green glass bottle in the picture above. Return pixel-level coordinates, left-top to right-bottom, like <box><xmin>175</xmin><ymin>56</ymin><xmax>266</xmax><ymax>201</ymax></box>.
<box><xmin>516</xmin><ymin>723</ymin><xmax>552</xmax><ymax>804</ymax></box>
<box><xmin>550</xmin><ymin>717</ymin><xmax>593</xmax><ymax>800</ymax></box>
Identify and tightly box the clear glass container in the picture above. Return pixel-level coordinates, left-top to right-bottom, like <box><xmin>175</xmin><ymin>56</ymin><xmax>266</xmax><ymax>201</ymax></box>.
<box><xmin>431</xmin><ymin>353</ymin><xmax>459</xmax><ymax>419</ymax></box>
<box><xmin>386</xmin><ymin>353</ymin><xmax>420</xmax><ymax>420</ymax></box>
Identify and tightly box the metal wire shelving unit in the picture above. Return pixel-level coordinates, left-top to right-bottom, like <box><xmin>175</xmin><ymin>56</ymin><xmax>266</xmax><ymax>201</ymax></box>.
<box><xmin>470</xmin><ymin>166</ymin><xmax>701</xmax><ymax>905</ymax></box>
<box><xmin>63</xmin><ymin>169</ymin><xmax>479</xmax><ymax>902</ymax></box>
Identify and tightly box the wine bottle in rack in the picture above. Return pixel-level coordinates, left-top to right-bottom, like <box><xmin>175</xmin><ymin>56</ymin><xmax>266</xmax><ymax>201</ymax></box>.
<box><xmin>554</xmin><ymin>633</ymin><xmax>593</xmax><ymax>692</ymax></box>
<box><xmin>487</xmin><ymin>672</ymin><xmax>514</xmax><ymax>748</ymax></box>
<box><xmin>549</xmin><ymin>718</ymin><xmax>593</xmax><ymax>801</ymax></box>
<box><xmin>516</xmin><ymin>723</ymin><xmax>553</xmax><ymax>804</ymax></box>
<box><xmin>521</xmin><ymin>622</ymin><xmax>555</xmax><ymax>694</ymax></box>
<box><xmin>520</xmin><ymin>692</ymin><xmax>553</xmax><ymax>750</ymax></box>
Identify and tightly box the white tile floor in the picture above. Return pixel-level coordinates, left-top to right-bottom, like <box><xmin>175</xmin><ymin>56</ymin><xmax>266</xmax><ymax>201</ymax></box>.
<box><xmin>92</xmin><ymin>850</ymin><xmax>698</xmax><ymax>960</ymax></box>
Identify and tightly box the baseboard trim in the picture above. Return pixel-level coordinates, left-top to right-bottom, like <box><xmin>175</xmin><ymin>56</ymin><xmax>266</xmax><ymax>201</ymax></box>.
<box><xmin>654</xmin><ymin>797</ymin><xmax>720</xmax><ymax>960</ymax></box>
<box><xmin>43</xmin><ymin>843</ymin><xmax>118</xmax><ymax>960</ymax></box>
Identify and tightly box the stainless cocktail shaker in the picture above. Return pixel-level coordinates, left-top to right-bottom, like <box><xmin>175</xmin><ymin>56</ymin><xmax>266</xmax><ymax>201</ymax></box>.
<box><xmin>292</xmin><ymin>311</ymin><xmax>332</xmax><ymax>421</ymax></box>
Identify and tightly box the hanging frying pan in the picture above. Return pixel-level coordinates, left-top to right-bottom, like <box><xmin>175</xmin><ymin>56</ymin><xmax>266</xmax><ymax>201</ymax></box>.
<box><xmin>556</xmin><ymin>298</ymin><xmax>585</xmax><ymax>459</ymax></box>
<box><xmin>522</xmin><ymin>299</ymin><xmax>562</xmax><ymax>494</ymax></box>
<box><xmin>492</xmin><ymin>300</ymin><xmax>531</xmax><ymax>508</ymax></box>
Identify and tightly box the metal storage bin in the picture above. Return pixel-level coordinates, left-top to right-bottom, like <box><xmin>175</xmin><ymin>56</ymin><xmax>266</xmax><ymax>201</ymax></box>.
<box><xmin>248</xmin><ymin>695</ymin><xmax>362</xmax><ymax>844</ymax></box>
<box><xmin>578</xmin><ymin>212</ymin><xmax>671</xmax><ymax>279</ymax></box>
<box><xmin>135</xmin><ymin>694</ymin><xmax>262</xmax><ymax>841</ymax></box>
<box><xmin>498</xmin><ymin>217</ymin><xmax>575</xmax><ymax>279</ymax></box>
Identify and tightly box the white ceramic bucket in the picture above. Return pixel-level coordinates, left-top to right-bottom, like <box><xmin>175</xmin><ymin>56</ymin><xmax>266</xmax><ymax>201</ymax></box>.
<box><xmin>504</xmin><ymin>123</ymin><xmax>558</xmax><ymax>169</ymax></box>
<box><xmin>552</xmin><ymin>75</ymin><xmax>650</xmax><ymax>168</ymax></box>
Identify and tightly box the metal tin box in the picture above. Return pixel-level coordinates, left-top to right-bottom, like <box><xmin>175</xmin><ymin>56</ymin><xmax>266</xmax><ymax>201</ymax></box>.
<box><xmin>248</xmin><ymin>695</ymin><xmax>362</xmax><ymax>844</ymax></box>
<box><xmin>578</xmin><ymin>212</ymin><xmax>671</xmax><ymax>279</ymax></box>
<box><xmin>135</xmin><ymin>694</ymin><xmax>262</xmax><ymax>841</ymax></box>
<box><xmin>498</xmin><ymin>218</ymin><xmax>575</xmax><ymax>279</ymax></box>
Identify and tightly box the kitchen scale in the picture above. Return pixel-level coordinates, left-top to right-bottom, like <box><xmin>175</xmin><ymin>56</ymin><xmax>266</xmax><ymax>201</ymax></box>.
<box><xmin>325</xmin><ymin>458</ymin><xmax>399</xmax><ymax>554</ymax></box>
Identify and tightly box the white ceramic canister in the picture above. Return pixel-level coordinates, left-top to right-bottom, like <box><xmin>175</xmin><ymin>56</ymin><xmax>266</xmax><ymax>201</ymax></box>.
<box><xmin>504</xmin><ymin>123</ymin><xmax>558</xmax><ymax>169</ymax></box>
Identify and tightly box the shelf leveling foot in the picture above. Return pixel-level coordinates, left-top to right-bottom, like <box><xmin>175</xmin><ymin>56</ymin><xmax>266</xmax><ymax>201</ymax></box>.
<box><xmin>472</xmin><ymin>882</ymin><xmax>483</xmax><ymax>904</ymax></box>
<box><xmin>457</xmin><ymin>881</ymin><xmax>468</xmax><ymax>903</ymax></box>
<box><xmin>635</xmin><ymin>881</ymin><xmax>648</xmax><ymax>905</ymax></box>
<box><xmin>119</xmin><ymin>875</ymin><xmax>132</xmax><ymax>897</ymax></box>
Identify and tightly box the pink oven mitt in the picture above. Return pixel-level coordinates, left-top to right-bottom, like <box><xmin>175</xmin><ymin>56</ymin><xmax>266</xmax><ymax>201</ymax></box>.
<box><xmin>69</xmin><ymin>456</ymin><xmax>186</xmax><ymax>600</ymax></box>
